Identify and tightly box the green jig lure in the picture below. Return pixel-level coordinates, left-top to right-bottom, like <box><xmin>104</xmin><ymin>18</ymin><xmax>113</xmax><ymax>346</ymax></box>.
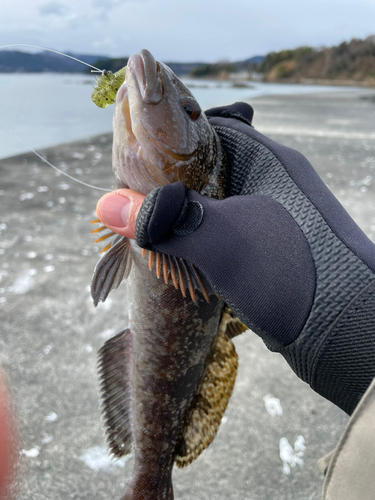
<box><xmin>91</xmin><ymin>67</ymin><xmax>126</xmax><ymax>108</ymax></box>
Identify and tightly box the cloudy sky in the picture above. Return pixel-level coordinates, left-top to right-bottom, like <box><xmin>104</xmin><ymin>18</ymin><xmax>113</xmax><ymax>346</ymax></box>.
<box><xmin>1</xmin><ymin>0</ymin><xmax>375</xmax><ymax>62</ymax></box>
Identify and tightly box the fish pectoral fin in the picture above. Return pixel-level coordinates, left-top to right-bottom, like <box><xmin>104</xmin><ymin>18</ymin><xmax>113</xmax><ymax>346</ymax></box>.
<box><xmin>98</xmin><ymin>329</ymin><xmax>133</xmax><ymax>458</ymax></box>
<box><xmin>91</xmin><ymin>236</ymin><xmax>132</xmax><ymax>306</ymax></box>
<box><xmin>175</xmin><ymin>309</ymin><xmax>242</xmax><ymax>468</ymax></box>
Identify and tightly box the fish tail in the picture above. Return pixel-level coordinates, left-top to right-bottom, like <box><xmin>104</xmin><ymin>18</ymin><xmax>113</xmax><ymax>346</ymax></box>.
<box><xmin>122</xmin><ymin>473</ymin><xmax>173</xmax><ymax>500</ymax></box>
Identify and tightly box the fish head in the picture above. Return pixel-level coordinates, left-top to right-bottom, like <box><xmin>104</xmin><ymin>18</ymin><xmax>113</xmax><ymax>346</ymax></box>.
<box><xmin>112</xmin><ymin>49</ymin><xmax>219</xmax><ymax>194</ymax></box>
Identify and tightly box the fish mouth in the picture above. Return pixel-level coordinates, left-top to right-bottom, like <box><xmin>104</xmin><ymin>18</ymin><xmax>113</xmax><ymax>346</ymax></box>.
<box><xmin>126</xmin><ymin>50</ymin><xmax>193</xmax><ymax>162</ymax></box>
<box><xmin>127</xmin><ymin>49</ymin><xmax>163</xmax><ymax>104</ymax></box>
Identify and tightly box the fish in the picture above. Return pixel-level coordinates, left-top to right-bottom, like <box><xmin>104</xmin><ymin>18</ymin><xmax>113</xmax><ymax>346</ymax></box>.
<box><xmin>91</xmin><ymin>49</ymin><xmax>247</xmax><ymax>500</ymax></box>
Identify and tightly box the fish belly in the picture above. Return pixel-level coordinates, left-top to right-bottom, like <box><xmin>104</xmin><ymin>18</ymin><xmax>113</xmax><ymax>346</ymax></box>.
<box><xmin>124</xmin><ymin>243</ymin><xmax>223</xmax><ymax>499</ymax></box>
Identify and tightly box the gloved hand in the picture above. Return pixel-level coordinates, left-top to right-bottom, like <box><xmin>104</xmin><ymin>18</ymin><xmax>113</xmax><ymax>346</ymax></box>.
<box><xmin>97</xmin><ymin>182</ymin><xmax>316</xmax><ymax>349</ymax></box>
<box><xmin>96</xmin><ymin>102</ymin><xmax>375</xmax><ymax>415</ymax></box>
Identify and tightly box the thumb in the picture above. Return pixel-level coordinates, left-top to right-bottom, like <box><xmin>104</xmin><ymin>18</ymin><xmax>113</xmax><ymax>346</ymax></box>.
<box><xmin>96</xmin><ymin>189</ymin><xmax>146</xmax><ymax>239</ymax></box>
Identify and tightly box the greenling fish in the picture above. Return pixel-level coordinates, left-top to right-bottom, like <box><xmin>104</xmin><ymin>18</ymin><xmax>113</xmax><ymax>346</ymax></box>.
<box><xmin>91</xmin><ymin>49</ymin><xmax>247</xmax><ymax>500</ymax></box>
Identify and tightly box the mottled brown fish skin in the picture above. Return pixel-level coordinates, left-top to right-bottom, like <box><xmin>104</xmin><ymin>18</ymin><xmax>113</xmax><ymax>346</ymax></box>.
<box><xmin>123</xmin><ymin>243</ymin><xmax>224</xmax><ymax>500</ymax></box>
<box><xmin>97</xmin><ymin>49</ymin><xmax>232</xmax><ymax>500</ymax></box>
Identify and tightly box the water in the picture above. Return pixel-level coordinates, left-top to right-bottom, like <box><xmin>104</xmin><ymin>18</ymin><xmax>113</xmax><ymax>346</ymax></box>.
<box><xmin>0</xmin><ymin>73</ymin><xmax>357</xmax><ymax>160</ymax></box>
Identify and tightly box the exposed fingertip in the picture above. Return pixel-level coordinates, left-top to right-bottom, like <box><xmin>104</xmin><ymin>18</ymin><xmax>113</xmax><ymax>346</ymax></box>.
<box><xmin>96</xmin><ymin>192</ymin><xmax>131</xmax><ymax>229</ymax></box>
<box><xmin>96</xmin><ymin>189</ymin><xmax>146</xmax><ymax>239</ymax></box>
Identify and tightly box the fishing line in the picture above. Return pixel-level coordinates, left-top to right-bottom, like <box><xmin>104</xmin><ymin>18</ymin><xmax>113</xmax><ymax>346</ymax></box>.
<box><xmin>0</xmin><ymin>114</ymin><xmax>111</xmax><ymax>192</ymax></box>
<box><xmin>0</xmin><ymin>44</ymin><xmax>104</xmax><ymax>73</ymax></box>
<box><xmin>0</xmin><ymin>43</ymin><xmax>111</xmax><ymax>192</ymax></box>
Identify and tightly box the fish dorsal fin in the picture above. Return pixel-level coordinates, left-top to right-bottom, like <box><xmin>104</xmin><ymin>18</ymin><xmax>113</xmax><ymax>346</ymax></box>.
<box><xmin>98</xmin><ymin>329</ymin><xmax>133</xmax><ymax>458</ymax></box>
<box><xmin>91</xmin><ymin>236</ymin><xmax>132</xmax><ymax>306</ymax></box>
<box><xmin>175</xmin><ymin>307</ymin><xmax>246</xmax><ymax>468</ymax></box>
<box><xmin>142</xmin><ymin>250</ymin><xmax>215</xmax><ymax>304</ymax></box>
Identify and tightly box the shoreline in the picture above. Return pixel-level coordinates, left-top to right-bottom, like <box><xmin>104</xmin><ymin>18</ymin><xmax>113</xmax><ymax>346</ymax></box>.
<box><xmin>1</xmin><ymin>70</ymin><xmax>374</xmax><ymax>87</ymax></box>
<box><xmin>263</xmin><ymin>77</ymin><xmax>375</xmax><ymax>88</ymax></box>
<box><xmin>184</xmin><ymin>74</ymin><xmax>375</xmax><ymax>87</ymax></box>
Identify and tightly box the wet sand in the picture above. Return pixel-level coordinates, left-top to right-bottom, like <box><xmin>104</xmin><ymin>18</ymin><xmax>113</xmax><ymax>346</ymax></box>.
<box><xmin>1</xmin><ymin>88</ymin><xmax>374</xmax><ymax>500</ymax></box>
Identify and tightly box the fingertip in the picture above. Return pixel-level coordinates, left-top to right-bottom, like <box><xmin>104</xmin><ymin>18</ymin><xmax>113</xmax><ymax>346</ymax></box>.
<box><xmin>96</xmin><ymin>189</ymin><xmax>145</xmax><ymax>240</ymax></box>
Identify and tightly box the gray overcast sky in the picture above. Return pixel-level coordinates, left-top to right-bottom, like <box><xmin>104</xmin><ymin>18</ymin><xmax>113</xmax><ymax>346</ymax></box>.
<box><xmin>1</xmin><ymin>0</ymin><xmax>375</xmax><ymax>62</ymax></box>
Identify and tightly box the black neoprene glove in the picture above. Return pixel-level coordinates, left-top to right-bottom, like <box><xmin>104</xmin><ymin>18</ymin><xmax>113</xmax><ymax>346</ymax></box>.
<box><xmin>135</xmin><ymin>102</ymin><xmax>375</xmax><ymax>415</ymax></box>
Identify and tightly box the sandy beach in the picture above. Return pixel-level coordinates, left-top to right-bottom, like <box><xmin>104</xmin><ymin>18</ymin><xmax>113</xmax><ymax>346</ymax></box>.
<box><xmin>1</xmin><ymin>88</ymin><xmax>375</xmax><ymax>499</ymax></box>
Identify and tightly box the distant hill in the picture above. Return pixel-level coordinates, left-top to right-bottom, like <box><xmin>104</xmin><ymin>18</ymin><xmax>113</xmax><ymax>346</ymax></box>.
<box><xmin>90</xmin><ymin>58</ymin><xmax>210</xmax><ymax>77</ymax></box>
<box><xmin>236</xmin><ymin>55</ymin><xmax>265</xmax><ymax>68</ymax></box>
<box><xmin>91</xmin><ymin>57</ymin><xmax>128</xmax><ymax>73</ymax></box>
<box><xmin>189</xmin><ymin>62</ymin><xmax>236</xmax><ymax>78</ymax></box>
<box><xmin>0</xmin><ymin>50</ymin><xmax>264</xmax><ymax>78</ymax></box>
<box><xmin>164</xmin><ymin>62</ymin><xmax>206</xmax><ymax>76</ymax></box>
<box><xmin>260</xmin><ymin>37</ymin><xmax>375</xmax><ymax>84</ymax></box>
<box><xmin>89</xmin><ymin>56</ymin><xmax>266</xmax><ymax>79</ymax></box>
<box><xmin>189</xmin><ymin>55</ymin><xmax>265</xmax><ymax>78</ymax></box>
<box><xmin>0</xmin><ymin>50</ymin><xmax>109</xmax><ymax>73</ymax></box>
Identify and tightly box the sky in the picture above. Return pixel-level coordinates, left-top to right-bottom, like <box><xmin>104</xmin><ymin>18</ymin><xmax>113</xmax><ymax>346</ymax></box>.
<box><xmin>1</xmin><ymin>0</ymin><xmax>375</xmax><ymax>62</ymax></box>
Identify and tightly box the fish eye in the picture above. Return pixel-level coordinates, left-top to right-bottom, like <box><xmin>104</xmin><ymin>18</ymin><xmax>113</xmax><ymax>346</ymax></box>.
<box><xmin>181</xmin><ymin>99</ymin><xmax>201</xmax><ymax>121</ymax></box>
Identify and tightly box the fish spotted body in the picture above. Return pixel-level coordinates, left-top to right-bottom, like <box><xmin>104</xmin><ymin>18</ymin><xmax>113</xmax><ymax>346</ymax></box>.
<box><xmin>91</xmin><ymin>49</ymin><xmax>246</xmax><ymax>500</ymax></box>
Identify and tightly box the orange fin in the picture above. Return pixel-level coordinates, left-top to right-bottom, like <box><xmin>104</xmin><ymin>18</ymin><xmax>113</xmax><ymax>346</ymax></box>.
<box><xmin>169</xmin><ymin>256</ymin><xmax>178</xmax><ymax>289</ymax></box>
<box><xmin>175</xmin><ymin>258</ymin><xmax>186</xmax><ymax>298</ymax></box>
<box><xmin>192</xmin><ymin>266</ymin><xmax>209</xmax><ymax>303</ymax></box>
<box><xmin>90</xmin><ymin>219</ymin><xmax>117</xmax><ymax>254</ymax></box>
<box><xmin>156</xmin><ymin>253</ymin><xmax>161</xmax><ymax>279</ymax></box>
<box><xmin>162</xmin><ymin>254</ymin><xmax>168</xmax><ymax>285</ymax></box>
<box><xmin>133</xmin><ymin>231</ymin><xmax>214</xmax><ymax>302</ymax></box>
<box><xmin>100</xmin><ymin>243</ymin><xmax>112</xmax><ymax>254</ymax></box>
<box><xmin>148</xmin><ymin>251</ymin><xmax>154</xmax><ymax>270</ymax></box>
<box><xmin>180</xmin><ymin>260</ymin><xmax>196</xmax><ymax>302</ymax></box>
<box><xmin>91</xmin><ymin>225</ymin><xmax>108</xmax><ymax>234</ymax></box>
<box><xmin>95</xmin><ymin>232</ymin><xmax>116</xmax><ymax>243</ymax></box>
<box><xmin>144</xmin><ymin>251</ymin><xmax>215</xmax><ymax>304</ymax></box>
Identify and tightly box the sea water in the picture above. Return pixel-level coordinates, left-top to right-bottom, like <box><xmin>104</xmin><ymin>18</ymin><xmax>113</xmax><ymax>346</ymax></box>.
<box><xmin>0</xmin><ymin>72</ymin><xmax>356</xmax><ymax>160</ymax></box>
